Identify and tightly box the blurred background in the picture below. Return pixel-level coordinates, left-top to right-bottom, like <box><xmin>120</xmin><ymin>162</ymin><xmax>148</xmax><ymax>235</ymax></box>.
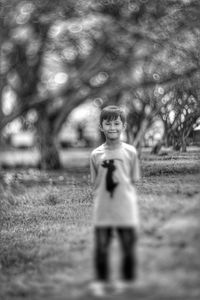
<box><xmin>1</xmin><ymin>2</ymin><xmax>200</xmax><ymax>299</ymax></box>
<box><xmin>1</xmin><ymin>0</ymin><xmax>200</xmax><ymax>169</ymax></box>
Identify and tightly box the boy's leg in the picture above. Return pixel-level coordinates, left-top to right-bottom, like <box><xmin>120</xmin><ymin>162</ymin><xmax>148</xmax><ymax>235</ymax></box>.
<box><xmin>117</xmin><ymin>227</ymin><xmax>137</xmax><ymax>281</ymax></box>
<box><xmin>94</xmin><ymin>227</ymin><xmax>112</xmax><ymax>281</ymax></box>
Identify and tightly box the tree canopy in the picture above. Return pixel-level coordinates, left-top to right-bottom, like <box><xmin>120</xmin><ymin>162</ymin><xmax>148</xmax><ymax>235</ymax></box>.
<box><xmin>1</xmin><ymin>0</ymin><xmax>200</xmax><ymax>167</ymax></box>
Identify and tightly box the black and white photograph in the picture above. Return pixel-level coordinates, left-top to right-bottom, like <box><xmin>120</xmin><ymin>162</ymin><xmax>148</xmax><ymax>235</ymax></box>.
<box><xmin>0</xmin><ymin>0</ymin><xmax>200</xmax><ymax>299</ymax></box>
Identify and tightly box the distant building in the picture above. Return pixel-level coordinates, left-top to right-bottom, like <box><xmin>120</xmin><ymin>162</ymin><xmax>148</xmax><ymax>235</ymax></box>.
<box><xmin>191</xmin><ymin>125</ymin><xmax>200</xmax><ymax>145</ymax></box>
<box><xmin>10</xmin><ymin>131</ymin><xmax>35</xmax><ymax>149</ymax></box>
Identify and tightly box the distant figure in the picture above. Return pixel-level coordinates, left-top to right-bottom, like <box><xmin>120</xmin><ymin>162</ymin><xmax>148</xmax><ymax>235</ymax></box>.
<box><xmin>89</xmin><ymin>105</ymin><xmax>141</xmax><ymax>296</ymax></box>
<box><xmin>151</xmin><ymin>140</ymin><xmax>163</xmax><ymax>155</ymax></box>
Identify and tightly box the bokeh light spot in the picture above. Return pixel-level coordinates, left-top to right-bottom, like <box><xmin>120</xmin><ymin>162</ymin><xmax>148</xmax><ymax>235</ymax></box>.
<box><xmin>54</xmin><ymin>73</ymin><xmax>68</xmax><ymax>84</ymax></box>
<box><xmin>93</xmin><ymin>98</ymin><xmax>104</xmax><ymax>108</ymax></box>
<box><xmin>153</xmin><ymin>73</ymin><xmax>160</xmax><ymax>81</ymax></box>
<box><xmin>69</xmin><ymin>24</ymin><xmax>83</xmax><ymax>33</ymax></box>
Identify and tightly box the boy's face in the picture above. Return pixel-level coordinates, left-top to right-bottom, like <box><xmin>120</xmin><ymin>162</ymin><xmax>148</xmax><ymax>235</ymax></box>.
<box><xmin>100</xmin><ymin>116</ymin><xmax>126</xmax><ymax>140</ymax></box>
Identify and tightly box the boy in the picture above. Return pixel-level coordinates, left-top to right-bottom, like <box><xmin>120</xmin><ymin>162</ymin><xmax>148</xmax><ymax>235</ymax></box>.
<box><xmin>89</xmin><ymin>105</ymin><xmax>141</xmax><ymax>296</ymax></box>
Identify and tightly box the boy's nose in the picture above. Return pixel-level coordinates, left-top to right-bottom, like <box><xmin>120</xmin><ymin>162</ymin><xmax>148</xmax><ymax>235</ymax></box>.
<box><xmin>110</xmin><ymin>123</ymin><xmax>115</xmax><ymax>129</ymax></box>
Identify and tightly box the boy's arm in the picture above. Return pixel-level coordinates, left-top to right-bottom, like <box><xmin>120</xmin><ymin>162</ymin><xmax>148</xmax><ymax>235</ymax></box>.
<box><xmin>90</xmin><ymin>154</ymin><xmax>97</xmax><ymax>185</ymax></box>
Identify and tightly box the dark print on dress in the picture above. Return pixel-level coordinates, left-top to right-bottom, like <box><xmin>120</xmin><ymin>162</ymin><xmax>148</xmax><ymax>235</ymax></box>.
<box><xmin>101</xmin><ymin>159</ymin><xmax>118</xmax><ymax>197</ymax></box>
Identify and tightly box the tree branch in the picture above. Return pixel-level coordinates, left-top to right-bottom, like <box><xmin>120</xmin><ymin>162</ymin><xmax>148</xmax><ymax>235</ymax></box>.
<box><xmin>0</xmin><ymin>97</ymin><xmax>51</xmax><ymax>130</ymax></box>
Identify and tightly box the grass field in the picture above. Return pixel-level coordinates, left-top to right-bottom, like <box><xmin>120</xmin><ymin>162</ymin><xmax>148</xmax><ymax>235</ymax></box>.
<box><xmin>0</xmin><ymin>148</ymin><xmax>200</xmax><ymax>300</ymax></box>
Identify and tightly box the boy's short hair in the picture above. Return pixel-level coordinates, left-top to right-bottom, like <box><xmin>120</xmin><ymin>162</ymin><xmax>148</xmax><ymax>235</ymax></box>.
<box><xmin>100</xmin><ymin>105</ymin><xmax>126</xmax><ymax>125</ymax></box>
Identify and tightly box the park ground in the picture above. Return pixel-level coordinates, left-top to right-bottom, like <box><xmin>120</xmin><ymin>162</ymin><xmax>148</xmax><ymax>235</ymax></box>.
<box><xmin>0</xmin><ymin>147</ymin><xmax>200</xmax><ymax>300</ymax></box>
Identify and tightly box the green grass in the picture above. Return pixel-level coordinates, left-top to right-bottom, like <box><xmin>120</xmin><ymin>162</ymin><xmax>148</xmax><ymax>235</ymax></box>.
<box><xmin>0</xmin><ymin>149</ymin><xmax>200</xmax><ymax>300</ymax></box>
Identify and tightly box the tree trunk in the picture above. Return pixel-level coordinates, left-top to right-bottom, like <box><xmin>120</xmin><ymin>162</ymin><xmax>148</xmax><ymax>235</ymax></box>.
<box><xmin>37</xmin><ymin>111</ymin><xmax>61</xmax><ymax>170</ymax></box>
<box><xmin>133</xmin><ymin>118</ymin><xmax>149</xmax><ymax>157</ymax></box>
<box><xmin>181</xmin><ymin>136</ymin><xmax>187</xmax><ymax>152</ymax></box>
<box><xmin>173</xmin><ymin>138</ymin><xmax>181</xmax><ymax>151</ymax></box>
<box><xmin>0</xmin><ymin>79</ymin><xmax>5</xmax><ymax>147</ymax></box>
<box><xmin>163</xmin><ymin>123</ymin><xmax>172</xmax><ymax>147</ymax></box>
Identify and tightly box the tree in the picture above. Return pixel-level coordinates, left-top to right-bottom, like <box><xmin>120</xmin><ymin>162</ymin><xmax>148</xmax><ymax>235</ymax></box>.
<box><xmin>1</xmin><ymin>0</ymin><xmax>200</xmax><ymax>168</ymax></box>
<box><xmin>0</xmin><ymin>0</ymin><xmax>96</xmax><ymax>168</ymax></box>
<box><xmin>90</xmin><ymin>0</ymin><xmax>200</xmax><ymax>152</ymax></box>
<box><xmin>159</xmin><ymin>77</ymin><xmax>200</xmax><ymax>152</ymax></box>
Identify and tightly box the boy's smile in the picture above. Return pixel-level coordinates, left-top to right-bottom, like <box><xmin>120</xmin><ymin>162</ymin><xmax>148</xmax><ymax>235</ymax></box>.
<box><xmin>100</xmin><ymin>116</ymin><xmax>126</xmax><ymax>141</ymax></box>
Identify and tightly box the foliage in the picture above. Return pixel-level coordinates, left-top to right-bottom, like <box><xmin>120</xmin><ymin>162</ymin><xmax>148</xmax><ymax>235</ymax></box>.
<box><xmin>159</xmin><ymin>77</ymin><xmax>200</xmax><ymax>150</ymax></box>
<box><xmin>1</xmin><ymin>0</ymin><xmax>200</xmax><ymax>167</ymax></box>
